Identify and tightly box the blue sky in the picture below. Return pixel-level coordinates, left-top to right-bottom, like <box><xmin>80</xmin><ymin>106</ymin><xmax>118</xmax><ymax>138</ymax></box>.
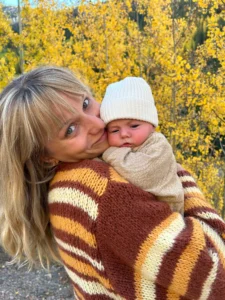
<box><xmin>2</xmin><ymin>0</ymin><xmax>75</xmax><ymax>6</ymax></box>
<box><xmin>2</xmin><ymin>0</ymin><xmax>18</xmax><ymax>5</ymax></box>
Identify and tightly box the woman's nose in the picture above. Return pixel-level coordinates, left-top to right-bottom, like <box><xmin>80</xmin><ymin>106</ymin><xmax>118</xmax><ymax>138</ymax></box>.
<box><xmin>87</xmin><ymin>115</ymin><xmax>105</xmax><ymax>135</ymax></box>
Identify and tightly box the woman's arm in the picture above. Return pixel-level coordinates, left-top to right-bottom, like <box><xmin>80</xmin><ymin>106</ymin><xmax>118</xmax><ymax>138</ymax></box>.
<box><xmin>97</xmin><ymin>168</ymin><xmax>225</xmax><ymax>299</ymax></box>
<box><xmin>49</xmin><ymin>160</ymin><xmax>225</xmax><ymax>299</ymax></box>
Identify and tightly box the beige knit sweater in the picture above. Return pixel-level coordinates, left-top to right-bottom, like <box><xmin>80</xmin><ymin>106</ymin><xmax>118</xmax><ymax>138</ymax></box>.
<box><xmin>103</xmin><ymin>132</ymin><xmax>184</xmax><ymax>213</ymax></box>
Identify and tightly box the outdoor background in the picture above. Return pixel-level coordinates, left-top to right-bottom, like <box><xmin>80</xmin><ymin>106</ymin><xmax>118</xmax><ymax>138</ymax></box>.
<box><xmin>0</xmin><ymin>0</ymin><xmax>225</xmax><ymax>217</ymax></box>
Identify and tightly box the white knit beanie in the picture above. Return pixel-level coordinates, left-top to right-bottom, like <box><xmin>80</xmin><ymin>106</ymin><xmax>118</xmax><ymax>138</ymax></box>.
<box><xmin>100</xmin><ymin>77</ymin><xmax>158</xmax><ymax>127</ymax></box>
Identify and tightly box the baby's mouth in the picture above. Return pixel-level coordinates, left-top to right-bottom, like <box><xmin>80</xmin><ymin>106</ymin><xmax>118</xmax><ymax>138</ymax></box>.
<box><xmin>120</xmin><ymin>143</ymin><xmax>132</xmax><ymax>147</ymax></box>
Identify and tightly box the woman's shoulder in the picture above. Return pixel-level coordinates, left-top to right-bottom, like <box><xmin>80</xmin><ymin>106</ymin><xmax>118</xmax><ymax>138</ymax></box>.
<box><xmin>49</xmin><ymin>158</ymin><xmax>120</xmax><ymax>190</ymax></box>
<box><xmin>55</xmin><ymin>159</ymin><xmax>110</xmax><ymax>178</ymax></box>
<box><xmin>49</xmin><ymin>158</ymin><xmax>150</xmax><ymax>200</ymax></box>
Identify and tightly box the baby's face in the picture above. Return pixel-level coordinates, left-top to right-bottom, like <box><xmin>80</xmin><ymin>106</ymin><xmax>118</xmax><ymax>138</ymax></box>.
<box><xmin>107</xmin><ymin>119</ymin><xmax>154</xmax><ymax>148</ymax></box>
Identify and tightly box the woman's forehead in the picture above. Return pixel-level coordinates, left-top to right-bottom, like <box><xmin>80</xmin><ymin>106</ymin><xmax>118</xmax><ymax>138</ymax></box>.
<box><xmin>60</xmin><ymin>92</ymin><xmax>84</xmax><ymax>105</ymax></box>
<box><xmin>52</xmin><ymin>93</ymin><xmax>83</xmax><ymax>121</ymax></box>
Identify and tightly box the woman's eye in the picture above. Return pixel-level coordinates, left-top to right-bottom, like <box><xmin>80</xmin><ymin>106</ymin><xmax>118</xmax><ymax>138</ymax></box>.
<box><xmin>66</xmin><ymin>124</ymin><xmax>76</xmax><ymax>137</ymax></box>
<box><xmin>83</xmin><ymin>98</ymin><xmax>89</xmax><ymax>110</ymax></box>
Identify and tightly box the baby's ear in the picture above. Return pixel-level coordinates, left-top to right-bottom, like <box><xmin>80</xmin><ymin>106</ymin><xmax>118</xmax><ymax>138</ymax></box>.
<box><xmin>151</xmin><ymin>124</ymin><xmax>156</xmax><ymax>132</ymax></box>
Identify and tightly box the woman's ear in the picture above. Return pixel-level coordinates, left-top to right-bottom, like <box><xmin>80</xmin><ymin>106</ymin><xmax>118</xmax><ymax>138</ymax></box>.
<box><xmin>42</xmin><ymin>156</ymin><xmax>59</xmax><ymax>167</ymax></box>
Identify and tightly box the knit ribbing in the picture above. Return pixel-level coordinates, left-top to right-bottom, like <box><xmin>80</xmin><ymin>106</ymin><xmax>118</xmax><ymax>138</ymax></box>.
<box><xmin>100</xmin><ymin>77</ymin><xmax>158</xmax><ymax>127</ymax></box>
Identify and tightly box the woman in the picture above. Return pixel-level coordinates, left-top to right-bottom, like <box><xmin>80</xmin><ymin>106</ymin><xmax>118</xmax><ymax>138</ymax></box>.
<box><xmin>0</xmin><ymin>66</ymin><xmax>225</xmax><ymax>300</ymax></box>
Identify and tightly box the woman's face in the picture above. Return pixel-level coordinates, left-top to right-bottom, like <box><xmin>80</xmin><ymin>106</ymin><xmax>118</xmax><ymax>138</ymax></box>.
<box><xmin>45</xmin><ymin>94</ymin><xmax>109</xmax><ymax>162</ymax></box>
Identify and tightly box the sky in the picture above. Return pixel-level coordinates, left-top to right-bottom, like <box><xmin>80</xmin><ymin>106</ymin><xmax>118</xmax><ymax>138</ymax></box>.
<box><xmin>2</xmin><ymin>0</ymin><xmax>76</xmax><ymax>6</ymax></box>
<box><xmin>2</xmin><ymin>0</ymin><xmax>17</xmax><ymax>5</ymax></box>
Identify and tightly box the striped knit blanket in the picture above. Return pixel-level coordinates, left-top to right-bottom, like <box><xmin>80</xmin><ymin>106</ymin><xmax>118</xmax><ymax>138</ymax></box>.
<box><xmin>48</xmin><ymin>159</ymin><xmax>225</xmax><ymax>300</ymax></box>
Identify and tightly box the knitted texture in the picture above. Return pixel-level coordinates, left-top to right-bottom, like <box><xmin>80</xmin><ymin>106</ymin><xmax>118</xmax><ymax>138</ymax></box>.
<box><xmin>100</xmin><ymin>77</ymin><xmax>158</xmax><ymax>126</ymax></box>
<box><xmin>48</xmin><ymin>160</ymin><xmax>225</xmax><ymax>300</ymax></box>
<box><xmin>102</xmin><ymin>132</ymin><xmax>184</xmax><ymax>213</ymax></box>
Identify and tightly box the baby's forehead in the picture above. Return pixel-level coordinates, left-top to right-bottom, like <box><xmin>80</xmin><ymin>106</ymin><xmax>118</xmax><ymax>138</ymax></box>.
<box><xmin>107</xmin><ymin>119</ymin><xmax>139</xmax><ymax>128</ymax></box>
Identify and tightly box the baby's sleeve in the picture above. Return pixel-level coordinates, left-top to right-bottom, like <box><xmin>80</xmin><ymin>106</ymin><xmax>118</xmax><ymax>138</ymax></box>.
<box><xmin>103</xmin><ymin>133</ymin><xmax>184</xmax><ymax>212</ymax></box>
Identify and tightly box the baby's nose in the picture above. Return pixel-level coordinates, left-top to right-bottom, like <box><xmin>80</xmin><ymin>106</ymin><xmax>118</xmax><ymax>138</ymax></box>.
<box><xmin>120</xmin><ymin>129</ymin><xmax>130</xmax><ymax>138</ymax></box>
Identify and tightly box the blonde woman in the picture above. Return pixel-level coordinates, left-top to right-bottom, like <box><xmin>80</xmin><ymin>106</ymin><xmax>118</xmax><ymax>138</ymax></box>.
<box><xmin>0</xmin><ymin>66</ymin><xmax>225</xmax><ymax>300</ymax></box>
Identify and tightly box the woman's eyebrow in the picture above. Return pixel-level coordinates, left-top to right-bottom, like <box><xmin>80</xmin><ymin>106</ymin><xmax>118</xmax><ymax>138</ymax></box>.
<box><xmin>63</xmin><ymin>118</ymin><xmax>73</xmax><ymax>126</ymax></box>
<box><xmin>58</xmin><ymin>117</ymin><xmax>77</xmax><ymax>130</ymax></box>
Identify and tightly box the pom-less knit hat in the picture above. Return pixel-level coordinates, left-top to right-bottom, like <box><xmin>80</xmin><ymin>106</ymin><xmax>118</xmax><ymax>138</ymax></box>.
<box><xmin>100</xmin><ymin>77</ymin><xmax>158</xmax><ymax>127</ymax></box>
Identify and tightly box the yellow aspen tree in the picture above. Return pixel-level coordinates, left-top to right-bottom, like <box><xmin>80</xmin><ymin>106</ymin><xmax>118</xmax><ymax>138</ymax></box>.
<box><xmin>0</xmin><ymin>4</ymin><xmax>17</xmax><ymax>88</ymax></box>
<box><xmin>16</xmin><ymin>0</ymin><xmax>73</xmax><ymax>71</ymax></box>
<box><xmin>139</xmin><ymin>0</ymin><xmax>198</xmax><ymax>148</ymax></box>
<box><xmin>191</xmin><ymin>0</ymin><xmax>225</xmax><ymax>214</ymax></box>
<box><xmin>69</xmin><ymin>0</ymin><xmax>140</xmax><ymax>100</ymax></box>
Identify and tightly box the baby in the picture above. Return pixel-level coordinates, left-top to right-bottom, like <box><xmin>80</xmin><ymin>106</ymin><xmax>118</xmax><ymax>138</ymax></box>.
<box><xmin>100</xmin><ymin>77</ymin><xmax>184</xmax><ymax>214</ymax></box>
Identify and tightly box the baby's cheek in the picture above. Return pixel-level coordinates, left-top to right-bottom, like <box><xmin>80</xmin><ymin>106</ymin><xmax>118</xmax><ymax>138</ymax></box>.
<box><xmin>108</xmin><ymin>134</ymin><xmax>120</xmax><ymax>147</ymax></box>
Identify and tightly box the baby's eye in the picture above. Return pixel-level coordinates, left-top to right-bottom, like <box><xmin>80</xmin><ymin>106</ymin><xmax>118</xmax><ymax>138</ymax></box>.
<box><xmin>83</xmin><ymin>98</ymin><xmax>89</xmax><ymax>110</ymax></box>
<box><xmin>65</xmin><ymin>124</ymin><xmax>77</xmax><ymax>137</ymax></box>
<box><xmin>130</xmin><ymin>124</ymin><xmax>139</xmax><ymax>128</ymax></box>
<box><xmin>109</xmin><ymin>129</ymin><xmax>119</xmax><ymax>133</ymax></box>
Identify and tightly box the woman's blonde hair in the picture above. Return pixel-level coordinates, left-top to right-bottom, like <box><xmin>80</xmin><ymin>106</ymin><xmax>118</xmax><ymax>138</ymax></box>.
<box><xmin>0</xmin><ymin>66</ymin><xmax>90</xmax><ymax>268</ymax></box>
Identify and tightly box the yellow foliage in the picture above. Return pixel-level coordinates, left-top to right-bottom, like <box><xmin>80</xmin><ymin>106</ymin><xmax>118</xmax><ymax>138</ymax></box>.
<box><xmin>0</xmin><ymin>4</ymin><xmax>17</xmax><ymax>88</ymax></box>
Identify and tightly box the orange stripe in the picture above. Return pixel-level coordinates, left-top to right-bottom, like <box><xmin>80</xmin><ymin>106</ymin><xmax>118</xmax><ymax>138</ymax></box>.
<box><xmin>51</xmin><ymin>168</ymin><xmax>108</xmax><ymax>196</ymax></box>
<box><xmin>184</xmin><ymin>190</ymin><xmax>205</xmax><ymax>200</ymax></box>
<box><xmin>74</xmin><ymin>287</ymin><xmax>85</xmax><ymax>300</ymax></box>
<box><xmin>167</xmin><ymin>292</ymin><xmax>180</xmax><ymax>300</ymax></box>
<box><xmin>185</xmin><ymin>191</ymin><xmax>205</xmax><ymax>200</ymax></box>
<box><xmin>185</xmin><ymin>197</ymin><xmax>213</xmax><ymax>211</ymax></box>
<box><xmin>109</xmin><ymin>167</ymin><xmax>128</xmax><ymax>183</ymax></box>
<box><xmin>167</xmin><ymin>218</ymin><xmax>205</xmax><ymax>299</ymax></box>
<box><xmin>59</xmin><ymin>249</ymin><xmax>112</xmax><ymax>290</ymax></box>
<box><xmin>50</xmin><ymin>214</ymin><xmax>97</xmax><ymax>248</ymax></box>
<box><xmin>134</xmin><ymin>213</ymin><xmax>178</xmax><ymax>299</ymax></box>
